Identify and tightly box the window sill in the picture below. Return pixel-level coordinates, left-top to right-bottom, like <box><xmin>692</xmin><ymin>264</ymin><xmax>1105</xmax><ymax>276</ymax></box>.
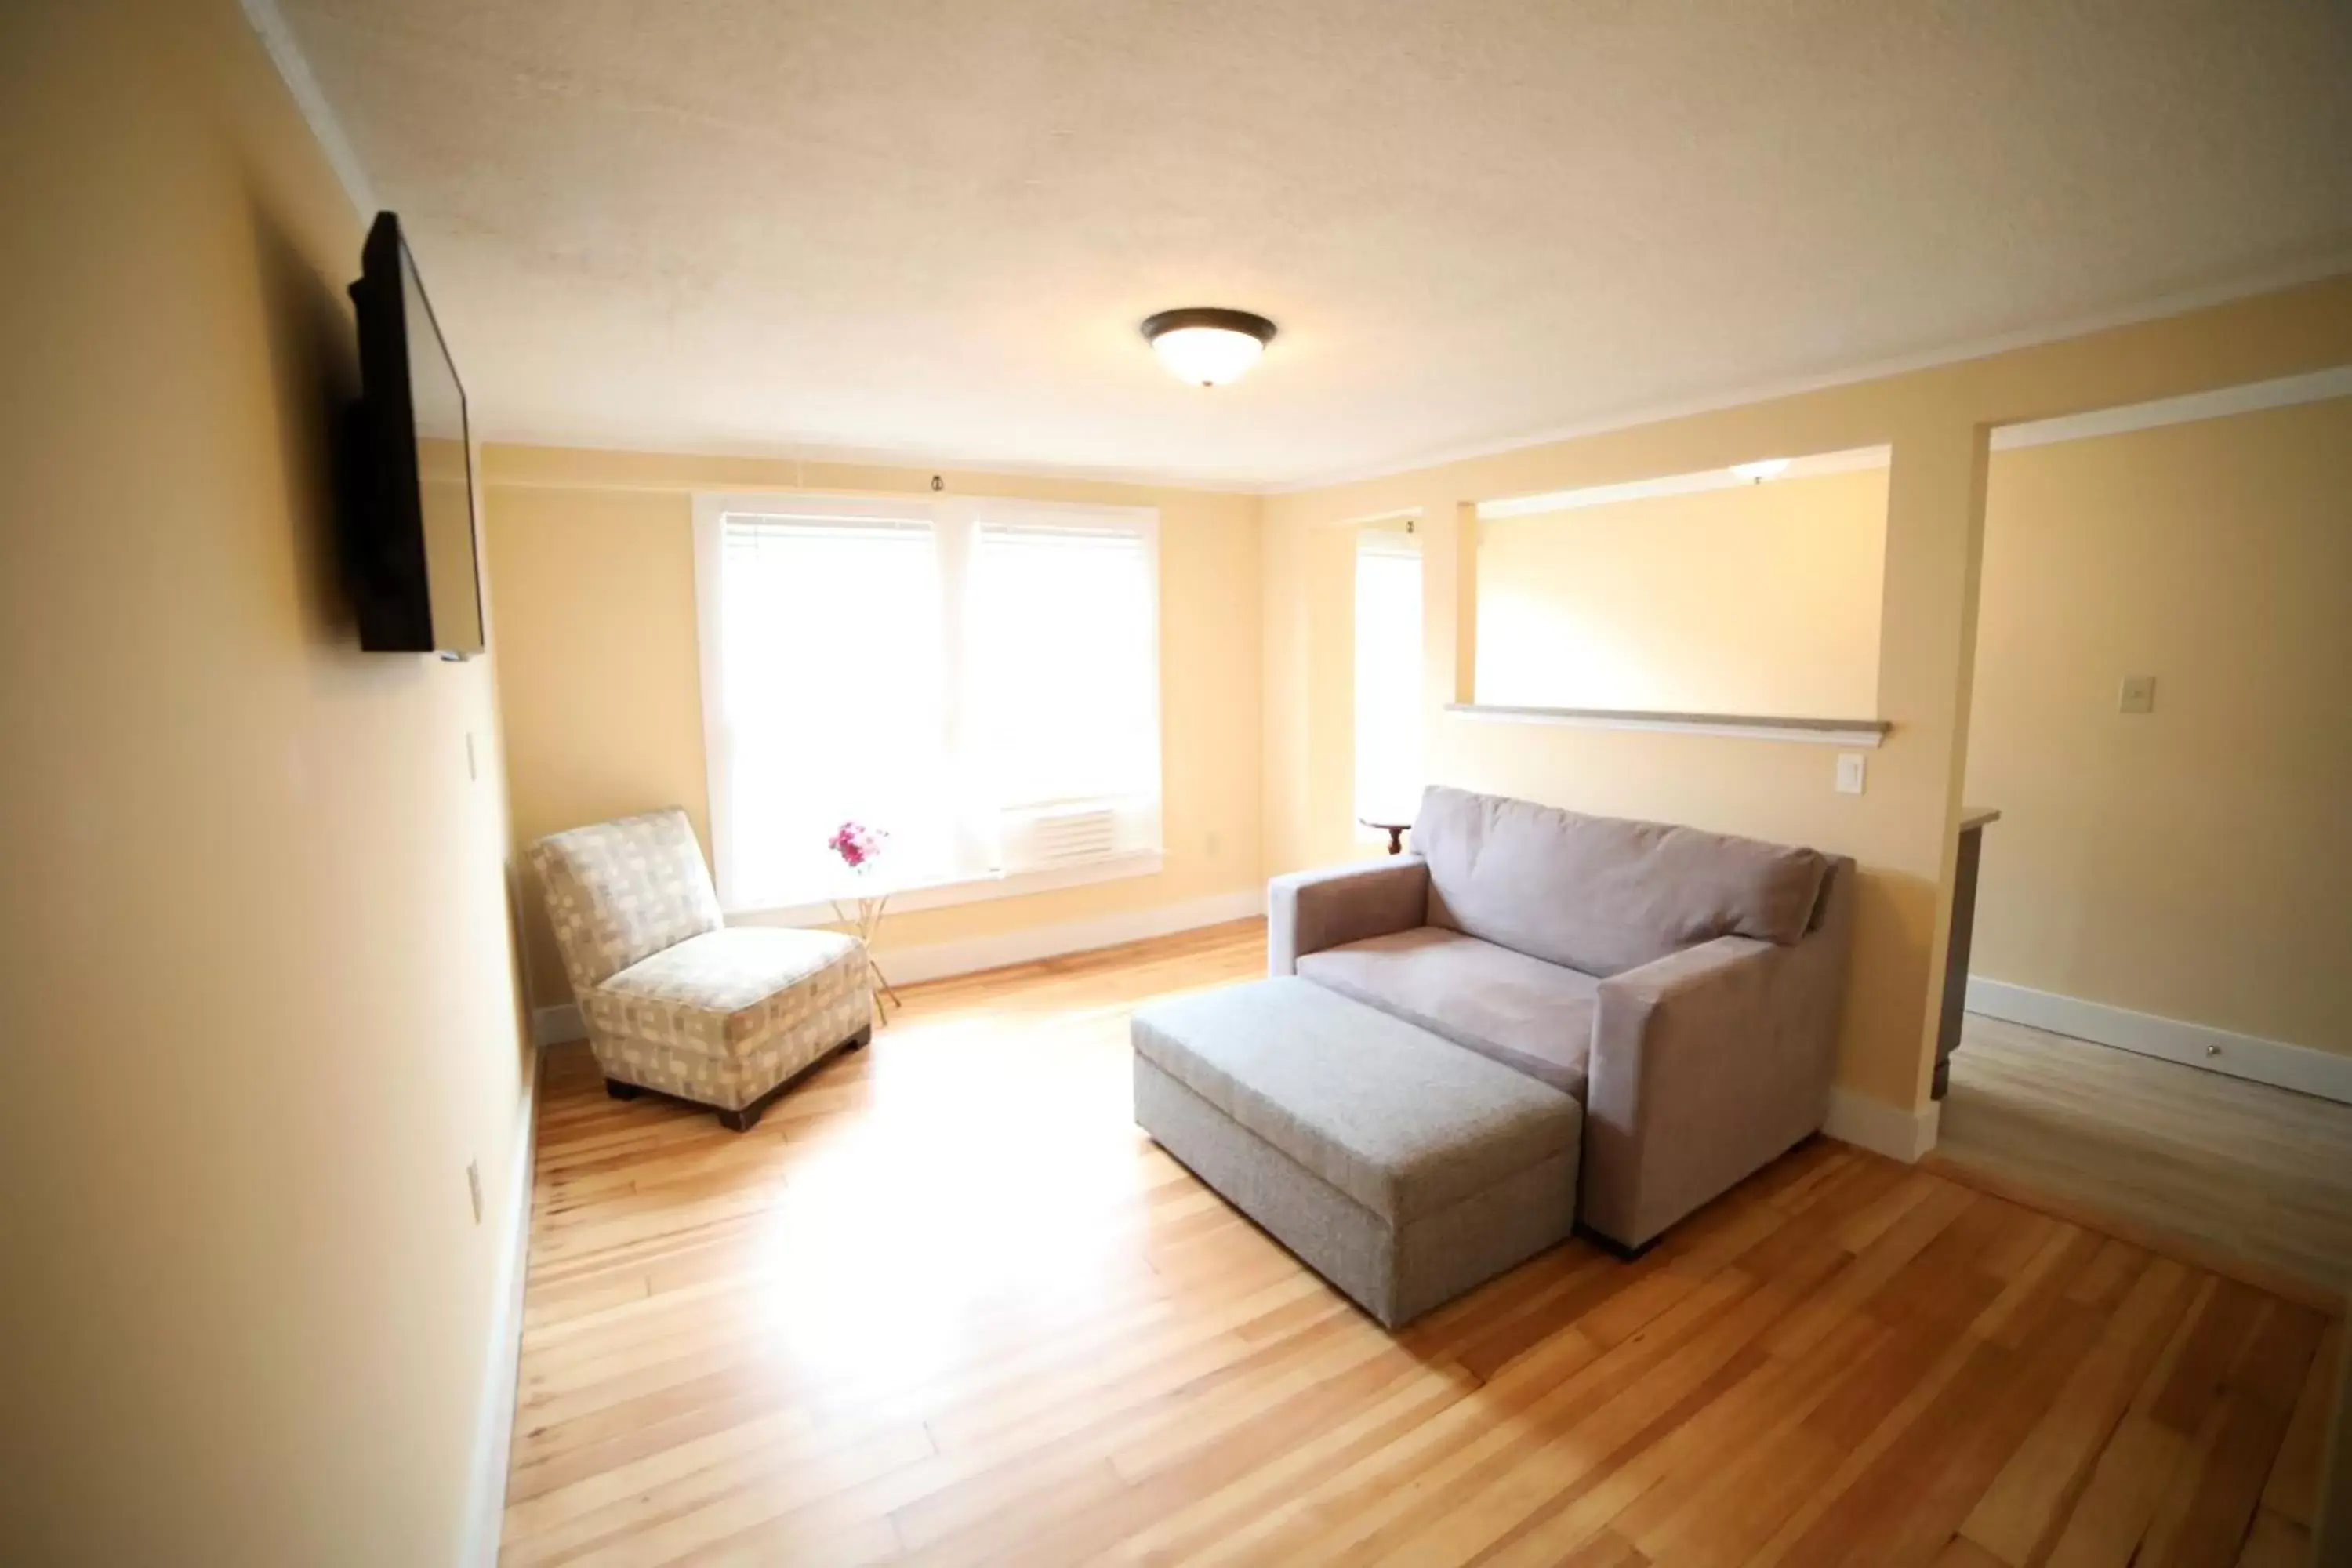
<box><xmin>1446</xmin><ymin>703</ymin><xmax>1889</xmax><ymax>747</ymax></box>
<box><xmin>728</xmin><ymin>849</ymin><xmax>1166</xmax><ymax>929</ymax></box>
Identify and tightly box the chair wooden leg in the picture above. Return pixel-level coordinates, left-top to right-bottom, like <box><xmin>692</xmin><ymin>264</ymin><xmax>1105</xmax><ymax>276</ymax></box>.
<box><xmin>716</xmin><ymin>1103</ymin><xmax>761</xmax><ymax>1133</ymax></box>
<box><xmin>604</xmin><ymin>1079</ymin><xmax>641</xmax><ymax>1101</ymax></box>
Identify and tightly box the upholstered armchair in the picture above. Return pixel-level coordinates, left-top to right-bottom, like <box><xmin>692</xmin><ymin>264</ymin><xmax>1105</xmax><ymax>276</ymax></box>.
<box><xmin>528</xmin><ymin>808</ymin><xmax>873</xmax><ymax>1131</ymax></box>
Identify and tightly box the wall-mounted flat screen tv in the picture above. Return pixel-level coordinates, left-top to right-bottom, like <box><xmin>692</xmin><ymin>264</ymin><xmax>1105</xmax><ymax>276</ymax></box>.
<box><xmin>344</xmin><ymin>211</ymin><xmax>484</xmax><ymax>658</ymax></box>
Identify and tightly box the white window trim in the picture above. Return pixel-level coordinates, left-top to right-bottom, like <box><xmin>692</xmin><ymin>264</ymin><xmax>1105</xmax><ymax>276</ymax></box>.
<box><xmin>1352</xmin><ymin>528</ymin><xmax>1425</xmax><ymax>846</ymax></box>
<box><xmin>691</xmin><ymin>490</ymin><xmax>1164</xmax><ymax>925</ymax></box>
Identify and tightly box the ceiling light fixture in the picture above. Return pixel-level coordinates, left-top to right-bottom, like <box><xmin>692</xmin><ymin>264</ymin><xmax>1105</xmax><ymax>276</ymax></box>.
<box><xmin>1730</xmin><ymin>457</ymin><xmax>1793</xmax><ymax>483</ymax></box>
<box><xmin>1142</xmin><ymin>307</ymin><xmax>1277</xmax><ymax>387</ymax></box>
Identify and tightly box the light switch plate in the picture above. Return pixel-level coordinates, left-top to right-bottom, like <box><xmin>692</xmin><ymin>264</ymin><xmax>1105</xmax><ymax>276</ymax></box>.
<box><xmin>2118</xmin><ymin>675</ymin><xmax>2155</xmax><ymax>714</ymax></box>
<box><xmin>1835</xmin><ymin>753</ymin><xmax>1866</xmax><ymax>795</ymax></box>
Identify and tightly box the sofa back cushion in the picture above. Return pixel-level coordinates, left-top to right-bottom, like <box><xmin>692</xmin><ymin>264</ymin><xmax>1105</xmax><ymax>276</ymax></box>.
<box><xmin>1410</xmin><ymin>786</ymin><xmax>1829</xmax><ymax>976</ymax></box>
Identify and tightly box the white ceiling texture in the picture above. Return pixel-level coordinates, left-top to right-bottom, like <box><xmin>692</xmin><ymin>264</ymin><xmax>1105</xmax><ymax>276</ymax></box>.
<box><xmin>278</xmin><ymin>0</ymin><xmax>2352</xmax><ymax>489</ymax></box>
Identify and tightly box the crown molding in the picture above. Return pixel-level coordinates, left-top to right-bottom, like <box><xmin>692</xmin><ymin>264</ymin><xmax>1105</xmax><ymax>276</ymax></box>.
<box><xmin>1991</xmin><ymin>364</ymin><xmax>2352</xmax><ymax>451</ymax></box>
<box><xmin>1267</xmin><ymin>253</ymin><xmax>2352</xmax><ymax>495</ymax></box>
<box><xmin>239</xmin><ymin>0</ymin><xmax>378</xmax><ymax>218</ymax></box>
<box><xmin>488</xmin><ymin>261</ymin><xmax>2350</xmax><ymax>501</ymax></box>
<box><xmin>228</xmin><ymin>5</ymin><xmax>2349</xmax><ymax>501</ymax></box>
<box><xmin>1464</xmin><ymin>362</ymin><xmax>2352</xmax><ymax>518</ymax></box>
<box><xmin>473</xmin><ymin>427</ymin><xmax>1264</xmax><ymax>499</ymax></box>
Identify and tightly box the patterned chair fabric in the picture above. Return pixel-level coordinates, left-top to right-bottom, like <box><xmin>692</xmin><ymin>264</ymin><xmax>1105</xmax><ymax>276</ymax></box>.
<box><xmin>530</xmin><ymin>808</ymin><xmax>724</xmax><ymax>994</ymax></box>
<box><xmin>530</xmin><ymin>808</ymin><xmax>873</xmax><ymax>1115</ymax></box>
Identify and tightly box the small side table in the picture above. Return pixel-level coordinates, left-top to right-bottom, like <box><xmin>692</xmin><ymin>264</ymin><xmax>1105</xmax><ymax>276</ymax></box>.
<box><xmin>830</xmin><ymin>892</ymin><xmax>904</xmax><ymax>1019</ymax></box>
<box><xmin>1360</xmin><ymin>820</ymin><xmax>1410</xmax><ymax>855</ymax></box>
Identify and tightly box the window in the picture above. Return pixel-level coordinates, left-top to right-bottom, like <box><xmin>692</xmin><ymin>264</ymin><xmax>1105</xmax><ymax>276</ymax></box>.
<box><xmin>967</xmin><ymin>520</ymin><xmax>1161</xmax><ymax>868</ymax></box>
<box><xmin>1354</xmin><ymin>528</ymin><xmax>1425</xmax><ymax>830</ymax></box>
<box><xmin>695</xmin><ymin>494</ymin><xmax>1162</xmax><ymax>914</ymax></box>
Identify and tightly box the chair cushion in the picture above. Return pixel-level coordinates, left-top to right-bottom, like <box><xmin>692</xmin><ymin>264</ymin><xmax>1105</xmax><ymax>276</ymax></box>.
<box><xmin>1131</xmin><ymin>978</ymin><xmax>1579</xmax><ymax>1225</ymax></box>
<box><xmin>1298</xmin><ymin>927</ymin><xmax>1598</xmax><ymax>1099</ymax></box>
<box><xmin>585</xmin><ymin>926</ymin><xmax>863</xmax><ymax>1055</ymax></box>
<box><xmin>1411</xmin><ymin>785</ymin><xmax>1829</xmax><ymax>977</ymax></box>
<box><xmin>529</xmin><ymin>807</ymin><xmax>724</xmax><ymax>993</ymax></box>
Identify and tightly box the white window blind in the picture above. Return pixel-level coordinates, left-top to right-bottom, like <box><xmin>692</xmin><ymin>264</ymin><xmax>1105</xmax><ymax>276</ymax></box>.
<box><xmin>711</xmin><ymin>512</ymin><xmax>949</xmax><ymax>911</ymax></box>
<box><xmin>1355</xmin><ymin>531</ymin><xmax>1425</xmax><ymax>829</ymax></box>
<box><xmin>697</xmin><ymin>496</ymin><xmax>1162</xmax><ymax>912</ymax></box>
<box><xmin>968</xmin><ymin>522</ymin><xmax>1161</xmax><ymax>871</ymax></box>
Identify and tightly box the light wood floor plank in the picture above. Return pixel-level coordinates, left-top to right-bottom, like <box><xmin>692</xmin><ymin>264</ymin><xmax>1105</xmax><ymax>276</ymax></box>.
<box><xmin>1958</xmin><ymin>1254</ymin><xmax>2196</xmax><ymax>1565</ymax></box>
<box><xmin>2044</xmin><ymin>1274</ymin><xmax>2225</xmax><ymax>1568</ymax></box>
<box><xmin>2234</xmin><ymin>1506</ymin><xmax>2313</xmax><ymax>1568</ymax></box>
<box><xmin>1943</xmin><ymin>1014</ymin><xmax>2352</xmax><ymax>1299</ymax></box>
<box><xmin>2262</xmin><ymin>1319</ymin><xmax>2339</xmax><ymax>1530</ymax></box>
<box><xmin>494</xmin><ymin>918</ymin><xmax>2332</xmax><ymax>1568</ymax></box>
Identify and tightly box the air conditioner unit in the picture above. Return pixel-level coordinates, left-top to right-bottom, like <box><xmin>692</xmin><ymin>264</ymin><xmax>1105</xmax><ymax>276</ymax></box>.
<box><xmin>999</xmin><ymin>801</ymin><xmax>1121</xmax><ymax>872</ymax></box>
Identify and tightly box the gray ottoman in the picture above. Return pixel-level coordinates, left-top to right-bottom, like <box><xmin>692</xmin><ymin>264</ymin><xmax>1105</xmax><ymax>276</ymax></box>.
<box><xmin>1131</xmin><ymin>977</ymin><xmax>1582</xmax><ymax>1327</ymax></box>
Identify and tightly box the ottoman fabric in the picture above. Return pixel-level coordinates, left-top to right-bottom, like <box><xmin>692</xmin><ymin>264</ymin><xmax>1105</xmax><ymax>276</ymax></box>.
<box><xmin>1132</xmin><ymin>978</ymin><xmax>1577</xmax><ymax>1223</ymax></box>
<box><xmin>1132</xmin><ymin>977</ymin><xmax>1581</xmax><ymax>1327</ymax></box>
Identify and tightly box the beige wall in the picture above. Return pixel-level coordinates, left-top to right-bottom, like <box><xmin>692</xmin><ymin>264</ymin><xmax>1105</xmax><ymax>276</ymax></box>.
<box><xmin>0</xmin><ymin>3</ymin><xmax>532</xmax><ymax>1563</ymax></box>
<box><xmin>1966</xmin><ymin>397</ymin><xmax>2352</xmax><ymax>1056</ymax></box>
<box><xmin>1262</xmin><ymin>277</ymin><xmax>2352</xmax><ymax>1121</ymax></box>
<box><xmin>1477</xmin><ymin>466</ymin><xmax>1887</xmax><ymax>718</ymax></box>
<box><xmin>483</xmin><ymin>445</ymin><xmax>1265</xmax><ymax>1010</ymax></box>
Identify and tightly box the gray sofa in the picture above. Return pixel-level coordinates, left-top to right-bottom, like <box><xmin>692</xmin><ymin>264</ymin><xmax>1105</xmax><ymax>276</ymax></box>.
<box><xmin>1272</xmin><ymin>785</ymin><xmax>1854</xmax><ymax>1251</ymax></box>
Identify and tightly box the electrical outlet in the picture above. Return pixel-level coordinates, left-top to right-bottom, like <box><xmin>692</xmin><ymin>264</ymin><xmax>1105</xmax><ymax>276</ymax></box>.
<box><xmin>466</xmin><ymin>1159</ymin><xmax>484</xmax><ymax>1225</ymax></box>
<box><xmin>1835</xmin><ymin>753</ymin><xmax>1866</xmax><ymax>795</ymax></box>
<box><xmin>2118</xmin><ymin>675</ymin><xmax>2155</xmax><ymax>715</ymax></box>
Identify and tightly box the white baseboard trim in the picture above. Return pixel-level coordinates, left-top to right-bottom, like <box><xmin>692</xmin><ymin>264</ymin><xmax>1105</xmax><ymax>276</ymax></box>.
<box><xmin>1965</xmin><ymin>978</ymin><xmax>2352</xmax><ymax>1107</ymax></box>
<box><xmin>459</xmin><ymin>1042</ymin><xmax>540</xmax><ymax>1566</ymax></box>
<box><xmin>527</xmin><ymin>888</ymin><xmax>1267</xmax><ymax>1047</ymax></box>
<box><xmin>877</xmin><ymin>888</ymin><xmax>1265</xmax><ymax>987</ymax></box>
<box><xmin>1825</xmin><ymin>1087</ymin><xmax>1941</xmax><ymax>1163</ymax></box>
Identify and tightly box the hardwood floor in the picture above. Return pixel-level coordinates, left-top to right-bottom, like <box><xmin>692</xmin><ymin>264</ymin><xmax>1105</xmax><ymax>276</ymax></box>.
<box><xmin>1940</xmin><ymin>1014</ymin><xmax>2352</xmax><ymax>1303</ymax></box>
<box><xmin>500</xmin><ymin>919</ymin><xmax>2338</xmax><ymax>1566</ymax></box>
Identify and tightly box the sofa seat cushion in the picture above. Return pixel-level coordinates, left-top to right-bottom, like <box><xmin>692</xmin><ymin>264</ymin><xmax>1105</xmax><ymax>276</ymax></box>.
<box><xmin>586</xmin><ymin>927</ymin><xmax>864</xmax><ymax>1055</ymax></box>
<box><xmin>1297</xmin><ymin>927</ymin><xmax>1598</xmax><ymax>1099</ymax></box>
<box><xmin>1131</xmin><ymin>977</ymin><xmax>1578</xmax><ymax>1225</ymax></box>
<box><xmin>1412</xmin><ymin>785</ymin><xmax>1830</xmax><ymax>977</ymax></box>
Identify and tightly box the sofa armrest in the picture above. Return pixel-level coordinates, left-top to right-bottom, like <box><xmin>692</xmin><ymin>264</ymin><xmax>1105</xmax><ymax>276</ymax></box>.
<box><xmin>1583</xmin><ymin>920</ymin><xmax>1844</xmax><ymax>1249</ymax></box>
<box><xmin>1267</xmin><ymin>857</ymin><xmax>1430</xmax><ymax>977</ymax></box>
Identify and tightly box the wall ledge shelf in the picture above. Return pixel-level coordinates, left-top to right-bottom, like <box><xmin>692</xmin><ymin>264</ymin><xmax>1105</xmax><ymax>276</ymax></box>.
<box><xmin>1446</xmin><ymin>703</ymin><xmax>1890</xmax><ymax>748</ymax></box>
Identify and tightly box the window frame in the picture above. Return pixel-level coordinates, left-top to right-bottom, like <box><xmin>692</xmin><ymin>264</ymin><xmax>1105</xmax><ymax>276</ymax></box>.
<box><xmin>692</xmin><ymin>490</ymin><xmax>1164</xmax><ymax>926</ymax></box>
<box><xmin>1352</xmin><ymin>525</ymin><xmax>1426</xmax><ymax>844</ymax></box>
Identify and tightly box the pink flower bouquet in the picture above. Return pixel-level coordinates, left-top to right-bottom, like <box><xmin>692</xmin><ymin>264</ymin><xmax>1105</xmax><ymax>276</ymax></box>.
<box><xmin>826</xmin><ymin>820</ymin><xmax>887</xmax><ymax>873</ymax></box>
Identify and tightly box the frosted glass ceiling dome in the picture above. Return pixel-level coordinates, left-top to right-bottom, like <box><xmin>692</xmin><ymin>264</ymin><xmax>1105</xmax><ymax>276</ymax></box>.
<box><xmin>1142</xmin><ymin>308</ymin><xmax>1277</xmax><ymax>387</ymax></box>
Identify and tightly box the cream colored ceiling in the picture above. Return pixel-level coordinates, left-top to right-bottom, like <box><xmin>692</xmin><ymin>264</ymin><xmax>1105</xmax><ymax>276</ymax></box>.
<box><xmin>279</xmin><ymin>0</ymin><xmax>2352</xmax><ymax>489</ymax></box>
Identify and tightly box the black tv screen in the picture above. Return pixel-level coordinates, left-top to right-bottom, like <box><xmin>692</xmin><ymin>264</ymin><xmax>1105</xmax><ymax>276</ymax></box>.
<box><xmin>345</xmin><ymin>211</ymin><xmax>484</xmax><ymax>657</ymax></box>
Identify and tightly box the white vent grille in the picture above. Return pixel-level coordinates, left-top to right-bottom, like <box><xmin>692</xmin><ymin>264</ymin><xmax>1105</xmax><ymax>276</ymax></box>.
<box><xmin>996</xmin><ymin>796</ymin><xmax>1159</xmax><ymax>876</ymax></box>
<box><xmin>1022</xmin><ymin>806</ymin><xmax>1118</xmax><ymax>866</ymax></box>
